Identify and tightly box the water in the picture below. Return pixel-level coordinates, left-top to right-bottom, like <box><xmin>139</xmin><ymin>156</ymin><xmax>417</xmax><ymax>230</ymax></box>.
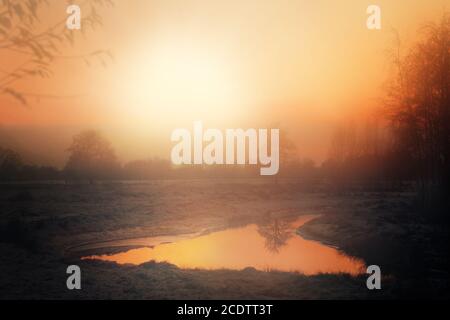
<box><xmin>82</xmin><ymin>215</ymin><xmax>365</xmax><ymax>275</ymax></box>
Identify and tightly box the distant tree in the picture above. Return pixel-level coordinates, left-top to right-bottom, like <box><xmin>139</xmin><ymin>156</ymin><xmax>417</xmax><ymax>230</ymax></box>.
<box><xmin>20</xmin><ymin>164</ymin><xmax>61</xmax><ymax>180</ymax></box>
<box><xmin>274</xmin><ymin>130</ymin><xmax>299</xmax><ymax>179</ymax></box>
<box><xmin>64</xmin><ymin>130</ymin><xmax>119</xmax><ymax>182</ymax></box>
<box><xmin>0</xmin><ymin>146</ymin><xmax>22</xmax><ymax>180</ymax></box>
<box><xmin>0</xmin><ymin>0</ymin><xmax>113</xmax><ymax>105</ymax></box>
<box><xmin>279</xmin><ymin>130</ymin><xmax>298</xmax><ymax>165</ymax></box>
<box><xmin>324</xmin><ymin>117</ymin><xmax>394</xmax><ymax>190</ymax></box>
<box><xmin>328</xmin><ymin>121</ymin><xmax>359</xmax><ymax>163</ymax></box>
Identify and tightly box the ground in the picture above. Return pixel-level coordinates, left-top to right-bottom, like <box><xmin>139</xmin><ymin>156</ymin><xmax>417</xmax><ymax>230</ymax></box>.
<box><xmin>0</xmin><ymin>179</ymin><xmax>448</xmax><ymax>299</ymax></box>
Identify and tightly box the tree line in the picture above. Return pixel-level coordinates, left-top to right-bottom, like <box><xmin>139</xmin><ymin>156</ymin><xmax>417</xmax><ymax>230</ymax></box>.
<box><xmin>1</xmin><ymin>14</ymin><xmax>448</xmax><ymax>208</ymax></box>
<box><xmin>323</xmin><ymin>13</ymin><xmax>450</xmax><ymax>212</ymax></box>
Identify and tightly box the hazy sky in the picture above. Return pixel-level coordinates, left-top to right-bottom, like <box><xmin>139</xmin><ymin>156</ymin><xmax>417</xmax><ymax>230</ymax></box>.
<box><xmin>0</xmin><ymin>0</ymin><xmax>448</xmax><ymax>167</ymax></box>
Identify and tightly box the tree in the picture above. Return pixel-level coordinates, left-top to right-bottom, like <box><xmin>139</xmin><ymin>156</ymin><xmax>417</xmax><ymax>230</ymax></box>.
<box><xmin>0</xmin><ymin>146</ymin><xmax>22</xmax><ymax>180</ymax></box>
<box><xmin>385</xmin><ymin>13</ymin><xmax>450</xmax><ymax>204</ymax></box>
<box><xmin>64</xmin><ymin>130</ymin><xmax>119</xmax><ymax>182</ymax></box>
<box><xmin>0</xmin><ymin>0</ymin><xmax>113</xmax><ymax>105</ymax></box>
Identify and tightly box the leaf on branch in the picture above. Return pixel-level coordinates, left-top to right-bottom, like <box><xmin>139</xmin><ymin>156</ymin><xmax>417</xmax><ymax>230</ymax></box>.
<box><xmin>47</xmin><ymin>32</ymin><xmax>63</xmax><ymax>43</ymax></box>
<box><xmin>26</xmin><ymin>0</ymin><xmax>38</xmax><ymax>19</ymax></box>
<box><xmin>3</xmin><ymin>88</ymin><xmax>28</xmax><ymax>106</ymax></box>
<box><xmin>28</xmin><ymin>42</ymin><xmax>43</xmax><ymax>60</ymax></box>
<box><xmin>32</xmin><ymin>59</ymin><xmax>50</xmax><ymax>66</ymax></box>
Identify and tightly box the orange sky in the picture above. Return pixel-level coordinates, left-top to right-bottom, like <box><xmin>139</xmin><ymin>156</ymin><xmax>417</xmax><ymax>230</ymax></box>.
<box><xmin>0</xmin><ymin>0</ymin><xmax>448</xmax><ymax>167</ymax></box>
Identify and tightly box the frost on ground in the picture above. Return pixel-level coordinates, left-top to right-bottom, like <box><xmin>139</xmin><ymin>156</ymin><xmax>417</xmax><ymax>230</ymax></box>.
<box><xmin>0</xmin><ymin>179</ymin><xmax>447</xmax><ymax>299</ymax></box>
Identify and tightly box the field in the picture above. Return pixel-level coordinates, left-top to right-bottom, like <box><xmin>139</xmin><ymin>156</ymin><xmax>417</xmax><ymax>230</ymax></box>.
<box><xmin>0</xmin><ymin>179</ymin><xmax>448</xmax><ymax>299</ymax></box>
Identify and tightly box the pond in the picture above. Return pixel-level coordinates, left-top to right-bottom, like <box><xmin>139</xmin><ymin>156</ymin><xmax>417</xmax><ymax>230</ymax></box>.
<box><xmin>82</xmin><ymin>215</ymin><xmax>365</xmax><ymax>275</ymax></box>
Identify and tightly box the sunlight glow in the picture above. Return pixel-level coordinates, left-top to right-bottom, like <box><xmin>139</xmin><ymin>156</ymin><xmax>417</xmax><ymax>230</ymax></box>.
<box><xmin>111</xmin><ymin>40</ymin><xmax>244</xmax><ymax>127</ymax></box>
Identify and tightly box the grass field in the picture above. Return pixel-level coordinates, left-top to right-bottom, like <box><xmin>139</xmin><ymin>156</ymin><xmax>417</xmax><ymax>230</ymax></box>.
<box><xmin>0</xmin><ymin>179</ymin><xmax>448</xmax><ymax>299</ymax></box>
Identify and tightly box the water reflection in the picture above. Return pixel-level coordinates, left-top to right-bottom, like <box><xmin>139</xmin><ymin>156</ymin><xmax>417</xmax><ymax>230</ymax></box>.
<box><xmin>83</xmin><ymin>215</ymin><xmax>365</xmax><ymax>275</ymax></box>
<box><xmin>257</xmin><ymin>218</ymin><xmax>292</xmax><ymax>253</ymax></box>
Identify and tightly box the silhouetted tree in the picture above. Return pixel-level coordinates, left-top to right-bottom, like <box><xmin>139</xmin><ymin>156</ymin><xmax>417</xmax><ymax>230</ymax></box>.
<box><xmin>323</xmin><ymin>116</ymin><xmax>396</xmax><ymax>191</ymax></box>
<box><xmin>0</xmin><ymin>146</ymin><xmax>22</xmax><ymax>180</ymax></box>
<box><xmin>64</xmin><ymin>130</ymin><xmax>119</xmax><ymax>182</ymax></box>
<box><xmin>385</xmin><ymin>13</ymin><xmax>450</xmax><ymax>207</ymax></box>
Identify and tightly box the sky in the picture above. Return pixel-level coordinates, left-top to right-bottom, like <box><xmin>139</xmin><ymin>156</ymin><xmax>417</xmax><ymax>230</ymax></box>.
<box><xmin>0</xmin><ymin>0</ymin><xmax>448</xmax><ymax>167</ymax></box>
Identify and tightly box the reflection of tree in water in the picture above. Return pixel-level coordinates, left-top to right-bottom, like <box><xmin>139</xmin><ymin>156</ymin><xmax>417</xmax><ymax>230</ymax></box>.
<box><xmin>257</xmin><ymin>219</ymin><xmax>292</xmax><ymax>253</ymax></box>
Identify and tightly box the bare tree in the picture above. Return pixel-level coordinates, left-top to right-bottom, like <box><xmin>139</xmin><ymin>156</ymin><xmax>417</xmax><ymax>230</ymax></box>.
<box><xmin>385</xmin><ymin>13</ymin><xmax>450</xmax><ymax>205</ymax></box>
